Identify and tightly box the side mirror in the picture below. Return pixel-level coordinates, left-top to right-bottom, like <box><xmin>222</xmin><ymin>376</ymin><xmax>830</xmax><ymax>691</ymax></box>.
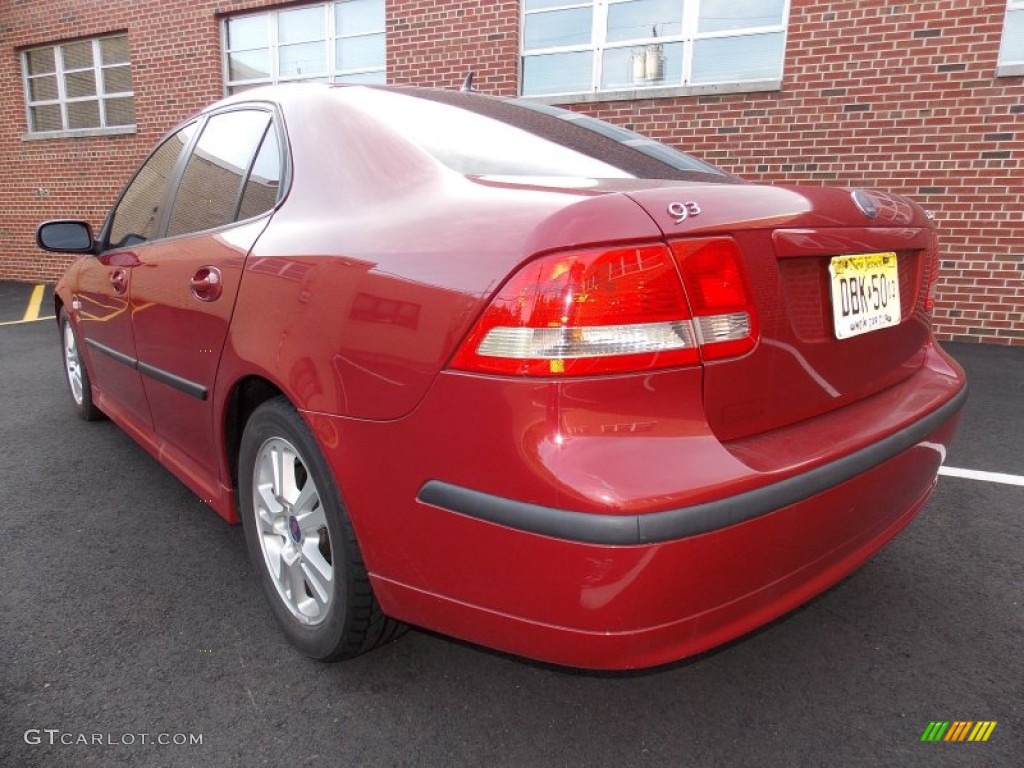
<box><xmin>37</xmin><ymin>220</ymin><xmax>96</xmax><ymax>254</ymax></box>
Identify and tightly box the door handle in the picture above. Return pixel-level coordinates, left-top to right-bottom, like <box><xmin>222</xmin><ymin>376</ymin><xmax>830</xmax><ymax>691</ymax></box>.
<box><xmin>190</xmin><ymin>266</ymin><xmax>223</xmax><ymax>302</ymax></box>
<box><xmin>110</xmin><ymin>268</ymin><xmax>129</xmax><ymax>295</ymax></box>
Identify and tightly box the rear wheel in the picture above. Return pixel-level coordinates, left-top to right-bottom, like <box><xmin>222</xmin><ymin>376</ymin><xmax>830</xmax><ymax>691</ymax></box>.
<box><xmin>238</xmin><ymin>397</ymin><xmax>404</xmax><ymax>660</ymax></box>
<box><xmin>59</xmin><ymin>308</ymin><xmax>102</xmax><ymax>421</ymax></box>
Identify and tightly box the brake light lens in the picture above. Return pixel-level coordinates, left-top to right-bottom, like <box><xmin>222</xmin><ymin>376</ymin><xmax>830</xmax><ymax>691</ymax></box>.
<box><xmin>918</xmin><ymin>231</ymin><xmax>940</xmax><ymax>316</ymax></box>
<box><xmin>450</xmin><ymin>238</ymin><xmax>758</xmax><ymax>377</ymax></box>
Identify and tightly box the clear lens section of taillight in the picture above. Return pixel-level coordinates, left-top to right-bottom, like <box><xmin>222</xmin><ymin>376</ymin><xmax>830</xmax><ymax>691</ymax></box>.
<box><xmin>693</xmin><ymin>312</ymin><xmax>751</xmax><ymax>345</ymax></box>
<box><xmin>450</xmin><ymin>238</ymin><xmax>758</xmax><ymax>377</ymax></box>
<box><xmin>476</xmin><ymin>321</ymin><xmax>697</xmax><ymax>360</ymax></box>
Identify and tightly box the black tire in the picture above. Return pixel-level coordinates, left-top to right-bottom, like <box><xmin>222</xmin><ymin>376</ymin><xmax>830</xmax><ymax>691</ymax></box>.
<box><xmin>59</xmin><ymin>308</ymin><xmax>103</xmax><ymax>421</ymax></box>
<box><xmin>238</xmin><ymin>397</ymin><xmax>405</xmax><ymax>660</ymax></box>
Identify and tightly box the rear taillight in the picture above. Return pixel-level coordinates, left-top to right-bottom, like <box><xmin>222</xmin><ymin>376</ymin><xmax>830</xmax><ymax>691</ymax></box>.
<box><xmin>670</xmin><ymin>238</ymin><xmax>758</xmax><ymax>361</ymax></box>
<box><xmin>450</xmin><ymin>239</ymin><xmax>758</xmax><ymax>377</ymax></box>
<box><xmin>919</xmin><ymin>231</ymin><xmax>941</xmax><ymax>316</ymax></box>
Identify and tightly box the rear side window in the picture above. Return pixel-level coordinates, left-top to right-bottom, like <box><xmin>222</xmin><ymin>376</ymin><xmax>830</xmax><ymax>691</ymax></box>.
<box><xmin>237</xmin><ymin>127</ymin><xmax>281</xmax><ymax>221</ymax></box>
<box><xmin>166</xmin><ymin>109</ymin><xmax>272</xmax><ymax>238</ymax></box>
<box><xmin>107</xmin><ymin>123</ymin><xmax>196</xmax><ymax>249</ymax></box>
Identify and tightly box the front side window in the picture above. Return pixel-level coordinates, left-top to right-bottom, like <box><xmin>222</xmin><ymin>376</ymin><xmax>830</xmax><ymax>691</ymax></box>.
<box><xmin>22</xmin><ymin>34</ymin><xmax>134</xmax><ymax>134</ymax></box>
<box><xmin>224</xmin><ymin>1</ymin><xmax>386</xmax><ymax>94</ymax></box>
<box><xmin>107</xmin><ymin>124</ymin><xmax>197</xmax><ymax>249</ymax></box>
<box><xmin>521</xmin><ymin>0</ymin><xmax>789</xmax><ymax>97</ymax></box>
<box><xmin>999</xmin><ymin>1</ymin><xmax>1024</xmax><ymax>75</ymax></box>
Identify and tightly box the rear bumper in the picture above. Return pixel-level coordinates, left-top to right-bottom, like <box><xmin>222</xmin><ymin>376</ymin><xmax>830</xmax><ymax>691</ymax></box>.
<box><xmin>418</xmin><ymin>384</ymin><xmax>965</xmax><ymax>546</ymax></box>
<box><xmin>376</xmin><ymin>459</ymin><xmax>943</xmax><ymax>669</ymax></box>
<box><xmin>309</xmin><ymin>343</ymin><xmax>966</xmax><ymax>670</ymax></box>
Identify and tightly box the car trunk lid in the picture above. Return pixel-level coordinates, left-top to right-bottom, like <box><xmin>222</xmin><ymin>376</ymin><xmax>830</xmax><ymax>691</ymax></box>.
<box><xmin>624</xmin><ymin>183</ymin><xmax>938</xmax><ymax>441</ymax></box>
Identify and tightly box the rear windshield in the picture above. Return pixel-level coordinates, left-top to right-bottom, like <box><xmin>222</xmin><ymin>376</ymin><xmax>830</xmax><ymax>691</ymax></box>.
<box><xmin>339</xmin><ymin>86</ymin><xmax>734</xmax><ymax>183</ymax></box>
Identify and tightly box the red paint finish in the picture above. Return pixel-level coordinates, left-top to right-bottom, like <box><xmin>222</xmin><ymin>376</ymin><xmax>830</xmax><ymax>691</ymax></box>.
<box><xmin>73</xmin><ymin>250</ymin><xmax>152</xmax><ymax>431</ymax></box>
<box><xmin>312</xmin><ymin>343</ymin><xmax>961</xmax><ymax>661</ymax></box>
<box><xmin>49</xmin><ymin>84</ymin><xmax>966</xmax><ymax>669</ymax></box>
<box><xmin>130</xmin><ymin>221</ymin><xmax>266</xmax><ymax>476</ymax></box>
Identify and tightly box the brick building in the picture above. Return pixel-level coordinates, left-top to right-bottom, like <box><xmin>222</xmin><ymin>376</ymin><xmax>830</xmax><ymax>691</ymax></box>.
<box><xmin>1</xmin><ymin>0</ymin><xmax>1021</xmax><ymax>344</ymax></box>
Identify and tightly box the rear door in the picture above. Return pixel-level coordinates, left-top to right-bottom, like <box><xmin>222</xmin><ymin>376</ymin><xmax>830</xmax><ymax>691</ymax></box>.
<box><xmin>129</xmin><ymin>108</ymin><xmax>283</xmax><ymax>481</ymax></box>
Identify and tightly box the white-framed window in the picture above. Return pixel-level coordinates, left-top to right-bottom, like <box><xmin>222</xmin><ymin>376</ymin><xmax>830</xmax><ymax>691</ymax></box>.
<box><xmin>998</xmin><ymin>0</ymin><xmax>1024</xmax><ymax>76</ymax></box>
<box><xmin>21</xmin><ymin>34</ymin><xmax>134</xmax><ymax>135</ymax></box>
<box><xmin>223</xmin><ymin>1</ymin><xmax>386</xmax><ymax>94</ymax></box>
<box><xmin>521</xmin><ymin>0</ymin><xmax>789</xmax><ymax>98</ymax></box>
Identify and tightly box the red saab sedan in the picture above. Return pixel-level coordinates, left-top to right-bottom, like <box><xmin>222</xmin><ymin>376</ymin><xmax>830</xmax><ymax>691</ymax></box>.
<box><xmin>38</xmin><ymin>84</ymin><xmax>966</xmax><ymax>670</ymax></box>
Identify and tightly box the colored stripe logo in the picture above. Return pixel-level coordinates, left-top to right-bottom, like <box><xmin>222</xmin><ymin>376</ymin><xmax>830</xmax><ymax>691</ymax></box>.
<box><xmin>921</xmin><ymin>721</ymin><xmax>997</xmax><ymax>742</ymax></box>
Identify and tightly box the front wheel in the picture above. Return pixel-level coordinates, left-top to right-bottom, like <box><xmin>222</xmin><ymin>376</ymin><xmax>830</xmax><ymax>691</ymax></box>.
<box><xmin>238</xmin><ymin>397</ymin><xmax>404</xmax><ymax>660</ymax></box>
<box><xmin>59</xmin><ymin>308</ymin><xmax>102</xmax><ymax>421</ymax></box>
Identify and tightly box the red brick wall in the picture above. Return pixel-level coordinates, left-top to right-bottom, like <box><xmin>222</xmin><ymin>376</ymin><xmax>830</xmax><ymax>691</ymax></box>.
<box><xmin>0</xmin><ymin>0</ymin><xmax>289</xmax><ymax>282</ymax></box>
<box><xmin>387</xmin><ymin>1</ymin><xmax>520</xmax><ymax>93</ymax></box>
<box><xmin>2</xmin><ymin>0</ymin><xmax>1021</xmax><ymax>344</ymax></box>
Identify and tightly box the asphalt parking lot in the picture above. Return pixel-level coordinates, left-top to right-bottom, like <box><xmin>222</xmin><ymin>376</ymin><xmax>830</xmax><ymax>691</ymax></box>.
<box><xmin>0</xmin><ymin>285</ymin><xmax>1020</xmax><ymax>767</ymax></box>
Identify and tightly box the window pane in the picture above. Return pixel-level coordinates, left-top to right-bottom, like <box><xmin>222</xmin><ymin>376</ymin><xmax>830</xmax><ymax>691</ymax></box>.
<box><xmin>66</xmin><ymin>70</ymin><xmax>97</xmax><ymax>98</ymax></box>
<box><xmin>607</xmin><ymin>0</ymin><xmax>684</xmax><ymax>43</ymax></box>
<box><xmin>524</xmin><ymin>8</ymin><xmax>593</xmax><ymax>50</ymax></box>
<box><xmin>602</xmin><ymin>41</ymin><xmax>683</xmax><ymax>89</ymax></box>
<box><xmin>279</xmin><ymin>42</ymin><xmax>327</xmax><ymax>77</ymax></box>
<box><xmin>525</xmin><ymin>0</ymin><xmax>578</xmax><ymax>10</ymax></box>
<box><xmin>104</xmin><ymin>97</ymin><xmax>135</xmax><ymax>126</ymax></box>
<box><xmin>238</xmin><ymin>128</ymin><xmax>281</xmax><ymax>221</ymax></box>
<box><xmin>229</xmin><ymin>49</ymin><xmax>272</xmax><ymax>81</ymax></box>
<box><xmin>103</xmin><ymin>65</ymin><xmax>132</xmax><ymax>94</ymax></box>
<box><xmin>67</xmin><ymin>100</ymin><xmax>100</xmax><ymax>129</ymax></box>
<box><xmin>28</xmin><ymin>75</ymin><xmax>58</xmax><ymax>102</ymax></box>
<box><xmin>279</xmin><ymin>6</ymin><xmax>324</xmax><ymax>44</ymax></box>
<box><xmin>26</xmin><ymin>48</ymin><xmax>56</xmax><ymax>76</ymax></box>
<box><xmin>30</xmin><ymin>104</ymin><xmax>63</xmax><ymax>132</ymax></box>
<box><xmin>343</xmin><ymin>88</ymin><xmax>632</xmax><ymax>178</ymax></box>
<box><xmin>691</xmin><ymin>31</ymin><xmax>784</xmax><ymax>83</ymax></box>
<box><xmin>336</xmin><ymin>33</ymin><xmax>385</xmax><ymax>71</ymax></box>
<box><xmin>227</xmin><ymin>15</ymin><xmax>270</xmax><ymax>50</ymax></box>
<box><xmin>109</xmin><ymin>124</ymin><xmax>196</xmax><ymax>248</ymax></box>
<box><xmin>228</xmin><ymin>83</ymin><xmax>262</xmax><ymax>95</ymax></box>
<box><xmin>698</xmin><ymin>0</ymin><xmax>785</xmax><ymax>33</ymax></box>
<box><xmin>336</xmin><ymin>0</ymin><xmax>385</xmax><ymax>36</ymax></box>
<box><xmin>100</xmin><ymin>36</ymin><xmax>130</xmax><ymax>65</ymax></box>
<box><xmin>167</xmin><ymin>111</ymin><xmax>271</xmax><ymax>238</ymax></box>
<box><xmin>335</xmin><ymin>70</ymin><xmax>386</xmax><ymax>83</ymax></box>
<box><xmin>61</xmin><ymin>40</ymin><xmax>94</xmax><ymax>71</ymax></box>
<box><xmin>522</xmin><ymin>51</ymin><xmax>593</xmax><ymax>95</ymax></box>
<box><xmin>1000</xmin><ymin>9</ymin><xmax>1024</xmax><ymax>63</ymax></box>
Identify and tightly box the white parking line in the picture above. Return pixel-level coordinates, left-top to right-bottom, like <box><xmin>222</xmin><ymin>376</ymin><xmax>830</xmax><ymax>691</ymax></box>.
<box><xmin>0</xmin><ymin>315</ymin><xmax>56</xmax><ymax>327</ymax></box>
<box><xmin>939</xmin><ymin>466</ymin><xmax>1024</xmax><ymax>487</ymax></box>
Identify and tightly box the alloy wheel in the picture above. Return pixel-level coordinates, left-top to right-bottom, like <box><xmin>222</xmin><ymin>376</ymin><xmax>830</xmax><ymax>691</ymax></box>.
<box><xmin>252</xmin><ymin>437</ymin><xmax>334</xmax><ymax>625</ymax></box>
<box><xmin>63</xmin><ymin>321</ymin><xmax>84</xmax><ymax>406</ymax></box>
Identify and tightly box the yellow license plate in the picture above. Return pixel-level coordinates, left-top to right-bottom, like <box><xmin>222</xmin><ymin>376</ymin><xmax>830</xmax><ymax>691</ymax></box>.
<box><xmin>828</xmin><ymin>252</ymin><xmax>901</xmax><ymax>340</ymax></box>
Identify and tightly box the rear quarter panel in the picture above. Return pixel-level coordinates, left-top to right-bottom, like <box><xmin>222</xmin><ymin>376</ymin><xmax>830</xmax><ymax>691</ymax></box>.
<box><xmin>219</xmin><ymin>89</ymin><xmax>669</xmax><ymax>420</ymax></box>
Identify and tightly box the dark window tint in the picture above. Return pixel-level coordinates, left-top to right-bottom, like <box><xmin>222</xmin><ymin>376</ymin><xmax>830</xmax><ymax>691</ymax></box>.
<box><xmin>166</xmin><ymin>110</ymin><xmax>271</xmax><ymax>238</ymax></box>
<box><xmin>237</xmin><ymin>127</ymin><xmax>282</xmax><ymax>221</ymax></box>
<box><xmin>108</xmin><ymin>123</ymin><xmax>196</xmax><ymax>249</ymax></box>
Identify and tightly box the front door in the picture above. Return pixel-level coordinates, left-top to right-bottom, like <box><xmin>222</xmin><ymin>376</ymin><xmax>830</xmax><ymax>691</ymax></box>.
<box><xmin>75</xmin><ymin>122</ymin><xmax>199</xmax><ymax>431</ymax></box>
